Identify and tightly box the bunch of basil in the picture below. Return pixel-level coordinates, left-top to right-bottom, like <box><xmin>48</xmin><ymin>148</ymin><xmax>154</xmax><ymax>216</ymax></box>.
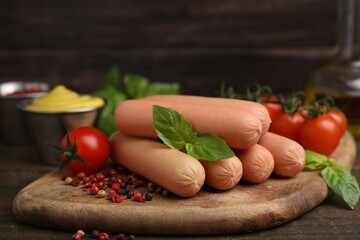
<box><xmin>94</xmin><ymin>65</ymin><xmax>180</xmax><ymax>136</ymax></box>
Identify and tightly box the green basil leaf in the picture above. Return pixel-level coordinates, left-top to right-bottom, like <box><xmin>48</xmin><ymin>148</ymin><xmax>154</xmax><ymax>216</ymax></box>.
<box><xmin>185</xmin><ymin>133</ymin><xmax>234</xmax><ymax>161</ymax></box>
<box><xmin>144</xmin><ymin>82</ymin><xmax>181</xmax><ymax>96</ymax></box>
<box><xmin>321</xmin><ymin>165</ymin><xmax>360</xmax><ymax>210</ymax></box>
<box><xmin>97</xmin><ymin>103</ymin><xmax>117</xmax><ymax>137</ymax></box>
<box><xmin>304</xmin><ymin>150</ymin><xmax>332</xmax><ymax>170</ymax></box>
<box><xmin>124</xmin><ymin>73</ymin><xmax>149</xmax><ymax>99</ymax></box>
<box><xmin>94</xmin><ymin>87</ymin><xmax>127</xmax><ymax>136</ymax></box>
<box><xmin>152</xmin><ymin>105</ymin><xmax>233</xmax><ymax>161</ymax></box>
<box><xmin>94</xmin><ymin>86</ymin><xmax>125</xmax><ymax>101</ymax></box>
<box><xmin>99</xmin><ymin>65</ymin><xmax>121</xmax><ymax>89</ymax></box>
<box><xmin>152</xmin><ymin>105</ymin><xmax>194</xmax><ymax>150</ymax></box>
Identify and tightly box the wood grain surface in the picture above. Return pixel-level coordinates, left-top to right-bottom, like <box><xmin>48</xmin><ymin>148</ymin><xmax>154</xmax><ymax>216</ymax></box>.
<box><xmin>12</xmin><ymin>132</ymin><xmax>356</xmax><ymax>235</ymax></box>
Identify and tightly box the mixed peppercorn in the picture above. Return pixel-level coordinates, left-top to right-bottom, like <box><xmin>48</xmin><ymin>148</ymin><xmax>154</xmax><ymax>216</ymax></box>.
<box><xmin>62</xmin><ymin>165</ymin><xmax>171</xmax><ymax>239</ymax></box>
<box><xmin>62</xmin><ymin>165</ymin><xmax>170</xmax><ymax>203</ymax></box>
<box><xmin>71</xmin><ymin>229</ymin><xmax>136</xmax><ymax>239</ymax></box>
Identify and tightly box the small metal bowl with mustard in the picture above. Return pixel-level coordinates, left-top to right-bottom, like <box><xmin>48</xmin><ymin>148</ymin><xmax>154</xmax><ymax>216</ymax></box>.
<box><xmin>18</xmin><ymin>85</ymin><xmax>106</xmax><ymax>166</ymax></box>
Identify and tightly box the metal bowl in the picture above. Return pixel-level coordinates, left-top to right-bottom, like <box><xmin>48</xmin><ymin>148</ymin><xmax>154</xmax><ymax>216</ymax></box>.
<box><xmin>0</xmin><ymin>81</ymin><xmax>49</xmax><ymax>145</ymax></box>
<box><xmin>17</xmin><ymin>98</ymin><xmax>105</xmax><ymax>166</ymax></box>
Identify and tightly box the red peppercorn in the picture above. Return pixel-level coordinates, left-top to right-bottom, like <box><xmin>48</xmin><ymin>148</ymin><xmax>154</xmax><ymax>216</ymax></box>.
<box><xmin>128</xmin><ymin>186</ymin><xmax>135</xmax><ymax>193</ymax></box>
<box><xmin>96</xmin><ymin>182</ymin><xmax>105</xmax><ymax>190</ymax></box>
<box><xmin>155</xmin><ymin>186</ymin><xmax>162</xmax><ymax>194</ymax></box>
<box><xmin>90</xmin><ymin>186</ymin><xmax>99</xmax><ymax>195</ymax></box>
<box><xmin>83</xmin><ymin>177</ymin><xmax>91</xmax><ymax>183</ymax></box>
<box><xmin>98</xmin><ymin>232</ymin><xmax>109</xmax><ymax>240</ymax></box>
<box><xmin>117</xmin><ymin>166</ymin><xmax>123</xmax><ymax>172</ymax></box>
<box><xmin>136</xmin><ymin>179</ymin><xmax>144</xmax><ymax>187</ymax></box>
<box><xmin>72</xmin><ymin>233</ymin><xmax>82</xmax><ymax>240</ymax></box>
<box><xmin>76</xmin><ymin>172</ymin><xmax>86</xmax><ymax>180</ymax></box>
<box><xmin>112</xmin><ymin>194</ymin><xmax>126</xmax><ymax>203</ymax></box>
<box><xmin>70</xmin><ymin>180</ymin><xmax>80</xmax><ymax>187</ymax></box>
<box><xmin>107</xmin><ymin>189</ymin><xmax>116</xmax><ymax>199</ymax></box>
<box><xmin>133</xmin><ymin>191</ymin><xmax>144</xmax><ymax>202</ymax></box>
<box><xmin>108</xmin><ymin>169</ymin><xmax>117</xmax><ymax>176</ymax></box>
<box><xmin>127</xmin><ymin>172</ymin><xmax>136</xmax><ymax>180</ymax></box>
<box><xmin>83</xmin><ymin>182</ymin><xmax>91</xmax><ymax>188</ymax></box>
<box><xmin>96</xmin><ymin>172</ymin><xmax>105</xmax><ymax>180</ymax></box>
<box><xmin>111</xmin><ymin>183</ymin><xmax>121</xmax><ymax>192</ymax></box>
<box><xmin>115</xmin><ymin>233</ymin><xmax>126</xmax><ymax>239</ymax></box>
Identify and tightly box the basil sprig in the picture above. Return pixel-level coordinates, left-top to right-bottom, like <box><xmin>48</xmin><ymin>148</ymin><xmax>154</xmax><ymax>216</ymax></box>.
<box><xmin>152</xmin><ymin>105</ymin><xmax>234</xmax><ymax>161</ymax></box>
<box><xmin>305</xmin><ymin>150</ymin><xmax>360</xmax><ymax>210</ymax></box>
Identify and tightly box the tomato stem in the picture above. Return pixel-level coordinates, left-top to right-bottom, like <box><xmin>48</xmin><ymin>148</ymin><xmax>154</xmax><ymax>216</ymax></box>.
<box><xmin>51</xmin><ymin>131</ymin><xmax>92</xmax><ymax>172</ymax></box>
<box><xmin>278</xmin><ymin>91</ymin><xmax>306</xmax><ymax>114</ymax></box>
<box><xmin>64</xmin><ymin>151</ymin><xmax>73</xmax><ymax>158</ymax></box>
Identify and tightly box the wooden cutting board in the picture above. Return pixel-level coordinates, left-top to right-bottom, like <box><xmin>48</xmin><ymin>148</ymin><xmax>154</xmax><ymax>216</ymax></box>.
<box><xmin>12</xmin><ymin>132</ymin><xmax>357</xmax><ymax>235</ymax></box>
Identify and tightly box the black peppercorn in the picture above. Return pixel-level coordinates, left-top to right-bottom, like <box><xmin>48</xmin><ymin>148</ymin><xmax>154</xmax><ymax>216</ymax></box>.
<box><xmin>118</xmin><ymin>188</ymin><xmax>127</xmax><ymax>196</ymax></box>
<box><xmin>127</xmin><ymin>191</ymin><xmax>134</xmax><ymax>198</ymax></box>
<box><xmin>162</xmin><ymin>190</ymin><xmax>169</xmax><ymax>197</ymax></box>
<box><xmin>145</xmin><ymin>192</ymin><xmax>153</xmax><ymax>201</ymax></box>
<box><xmin>90</xmin><ymin>229</ymin><xmax>100</xmax><ymax>239</ymax></box>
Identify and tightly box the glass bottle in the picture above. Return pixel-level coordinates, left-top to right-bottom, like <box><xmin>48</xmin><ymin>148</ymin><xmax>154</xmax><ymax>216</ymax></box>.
<box><xmin>306</xmin><ymin>0</ymin><xmax>360</xmax><ymax>138</ymax></box>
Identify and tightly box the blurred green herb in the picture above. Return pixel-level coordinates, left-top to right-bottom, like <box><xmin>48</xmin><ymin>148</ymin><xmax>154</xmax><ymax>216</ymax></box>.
<box><xmin>94</xmin><ymin>65</ymin><xmax>181</xmax><ymax>136</ymax></box>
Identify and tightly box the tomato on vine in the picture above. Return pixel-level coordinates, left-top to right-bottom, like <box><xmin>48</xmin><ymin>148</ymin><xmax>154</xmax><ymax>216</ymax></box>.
<box><xmin>261</xmin><ymin>95</ymin><xmax>282</xmax><ymax>121</ymax></box>
<box><xmin>316</xmin><ymin>96</ymin><xmax>348</xmax><ymax>135</ymax></box>
<box><xmin>298</xmin><ymin>114</ymin><xmax>343</xmax><ymax>156</ymax></box>
<box><xmin>238</xmin><ymin>84</ymin><xmax>283</xmax><ymax>121</ymax></box>
<box><xmin>327</xmin><ymin>109</ymin><xmax>347</xmax><ymax>135</ymax></box>
<box><xmin>269</xmin><ymin>111</ymin><xmax>305</xmax><ymax>141</ymax></box>
<box><xmin>269</xmin><ymin>91</ymin><xmax>307</xmax><ymax>141</ymax></box>
<box><xmin>54</xmin><ymin>126</ymin><xmax>111</xmax><ymax>174</ymax></box>
<box><xmin>297</xmin><ymin>99</ymin><xmax>345</xmax><ymax>155</ymax></box>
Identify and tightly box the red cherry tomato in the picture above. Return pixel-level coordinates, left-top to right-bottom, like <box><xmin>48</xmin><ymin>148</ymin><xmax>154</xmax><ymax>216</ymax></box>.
<box><xmin>261</xmin><ymin>95</ymin><xmax>278</xmax><ymax>103</ymax></box>
<box><xmin>269</xmin><ymin>111</ymin><xmax>305</xmax><ymax>141</ymax></box>
<box><xmin>259</xmin><ymin>95</ymin><xmax>282</xmax><ymax>121</ymax></box>
<box><xmin>327</xmin><ymin>109</ymin><xmax>348</xmax><ymax>135</ymax></box>
<box><xmin>298</xmin><ymin>114</ymin><xmax>343</xmax><ymax>156</ymax></box>
<box><xmin>59</xmin><ymin>126</ymin><xmax>111</xmax><ymax>174</ymax></box>
<box><xmin>263</xmin><ymin>102</ymin><xmax>282</xmax><ymax>121</ymax></box>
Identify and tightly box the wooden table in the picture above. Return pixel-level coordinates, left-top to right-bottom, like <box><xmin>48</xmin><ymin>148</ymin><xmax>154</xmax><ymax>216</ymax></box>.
<box><xmin>1</xmin><ymin>141</ymin><xmax>360</xmax><ymax>240</ymax></box>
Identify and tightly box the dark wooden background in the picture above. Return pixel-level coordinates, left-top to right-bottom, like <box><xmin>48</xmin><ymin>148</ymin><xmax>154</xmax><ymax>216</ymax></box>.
<box><xmin>0</xmin><ymin>0</ymin><xmax>338</xmax><ymax>96</ymax></box>
<box><xmin>3</xmin><ymin>2</ymin><xmax>360</xmax><ymax>239</ymax></box>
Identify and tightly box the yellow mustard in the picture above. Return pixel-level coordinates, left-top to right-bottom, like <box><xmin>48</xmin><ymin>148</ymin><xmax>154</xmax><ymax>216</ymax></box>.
<box><xmin>26</xmin><ymin>85</ymin><xmax>104</xmax><ymax>111</ymax></box>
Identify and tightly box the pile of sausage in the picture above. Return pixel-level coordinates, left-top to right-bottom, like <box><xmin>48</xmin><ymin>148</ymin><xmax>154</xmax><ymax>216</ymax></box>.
<box><xmin>110</xmin><ymin>95</ymin><xmax>306</xmax><ymax>197</ymax></box>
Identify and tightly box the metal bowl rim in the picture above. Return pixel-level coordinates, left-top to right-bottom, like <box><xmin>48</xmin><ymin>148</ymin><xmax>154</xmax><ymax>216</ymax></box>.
<box><xmin>0</xmin><ymin>81</ymin><xmax>50</xmax><ymax>99</ymax></box>
<box><xmin>17</xmin><ymin>98</ymin><xmax>106</xmax><ymax>115</ymax></box>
